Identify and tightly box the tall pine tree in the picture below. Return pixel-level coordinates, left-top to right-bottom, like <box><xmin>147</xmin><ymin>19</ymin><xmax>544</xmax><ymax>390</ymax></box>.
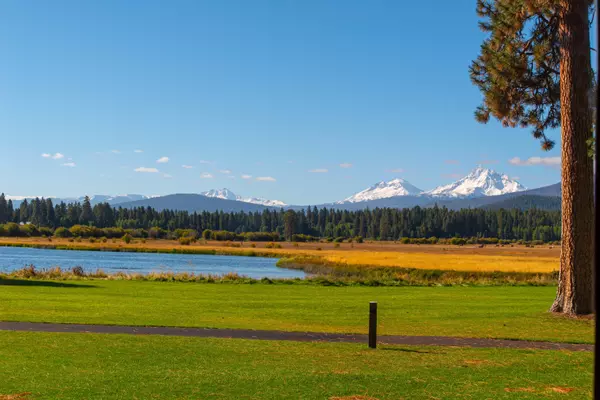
<box><xmin>79</xmin><ymin>196</ymin><xmax>94</xmax><ymax>225</ymax></box>
<box><xmin>470</xmin><ymin>0</ymin><xmax>594</xmax><ymax>314</ymax></box>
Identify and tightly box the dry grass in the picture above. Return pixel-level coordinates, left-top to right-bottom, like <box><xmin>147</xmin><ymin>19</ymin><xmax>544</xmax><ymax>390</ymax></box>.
<box><xmin>0</xmin><ymin>394</ymin><xmax>31</xmax><ymax>400</ymax></box>
<box><xmin>322</xmin><ymin>252</ymin><xmax>557</xmax><ymax>273</ymax></box>
<box><xmin>0</xmin><ymin>237</ymin><xmax>559</xmax><ymax>273</ymax></box>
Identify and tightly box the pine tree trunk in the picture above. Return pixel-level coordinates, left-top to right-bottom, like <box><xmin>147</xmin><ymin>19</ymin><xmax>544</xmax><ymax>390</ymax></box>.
<box><xmin>550</xmin><ymin>0</ymin><xmax>594</xmax><ymax>315</ymax></box>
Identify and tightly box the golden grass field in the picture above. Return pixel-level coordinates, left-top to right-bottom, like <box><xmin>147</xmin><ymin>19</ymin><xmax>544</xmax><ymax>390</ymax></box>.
<box><xmin>0</xmin><ymin>237</ymin><xmax>559</xmax><ymax>273</ymax></box>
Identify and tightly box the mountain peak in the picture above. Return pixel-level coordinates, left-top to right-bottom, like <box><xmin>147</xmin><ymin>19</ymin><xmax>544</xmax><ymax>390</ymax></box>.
<box><xmin>201</xmin><ymin>188</ymin><xmax>287</xmax><ymax>207</ymax></box>
<box><xmin>427</xmin><ymin>167</ymin><xmax>526</xmax><ymax>198</ymax></box>
<box><xmin>201</xmin><ymin>188</ymin><xmax>238</xmax><ymax>201</ymax></box>
<box><xmin>339</xmin><ymin>178</ymin><xmax>423</xmax><ymax>204</ymax></box>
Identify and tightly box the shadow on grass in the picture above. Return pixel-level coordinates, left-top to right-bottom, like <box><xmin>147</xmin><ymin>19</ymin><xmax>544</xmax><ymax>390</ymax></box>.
<box><xmin>0</xmin><ymin>279</ymin><xmax>96</xmax><ymax>288</ymax></box>
<box><xmin>380</xmin><ymin>347</ymin><xmax>444</xmax><ymax>354</ymax></box>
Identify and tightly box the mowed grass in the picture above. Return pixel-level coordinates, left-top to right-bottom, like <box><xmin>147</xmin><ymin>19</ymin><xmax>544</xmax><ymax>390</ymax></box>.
<box><xmin>0</xmin><ymin>331</ymin><xmax>592</xmax><ymax>400</ymax></box>
<box><xmin>0</xmin><ymin>280</ymin><xmax>593</xmax><ymax>343</ymax></box>
<box><xmin>0</xmin><ymin>237</ymin><xmax>559</xmax><ymax>272</ymax></box>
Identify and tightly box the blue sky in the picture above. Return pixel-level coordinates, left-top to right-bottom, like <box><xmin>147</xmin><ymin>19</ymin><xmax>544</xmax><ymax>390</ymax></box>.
<box><xmin>0</xmin><ymin>0</ymin><xmax>576</xmax><ymax>205</ymax></box>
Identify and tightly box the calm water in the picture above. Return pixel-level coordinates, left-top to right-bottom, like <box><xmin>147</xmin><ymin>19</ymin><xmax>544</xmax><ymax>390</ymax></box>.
<box><xmin>0</xmin><ymin>247</ymin><xmax>305</xmax><ymax>279</ymax></box>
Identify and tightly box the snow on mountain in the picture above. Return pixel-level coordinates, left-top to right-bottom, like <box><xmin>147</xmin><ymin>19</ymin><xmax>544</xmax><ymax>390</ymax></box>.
<box><xmin>426</xmin><ymin>166</ymin><xmax>526</xmax><ymax>198</ymax></box>
<box><xmin>201</xmin><ymin>188</ymin><xmax>287</xmax><ymax>207</ymax></box>
<box><xmin>200</xmin><ymin>188</ymin><xmax>238</xmax><ymax>201</ymax></box>
<box><xmin>338</xmin><ymin>178</ymin><xmax>423</xmax><ymax>204</ymax></box>
<box><xmin>241</xmin><ymin>197</ymin><xmax>287</xmax><ymax>207</ymax></box>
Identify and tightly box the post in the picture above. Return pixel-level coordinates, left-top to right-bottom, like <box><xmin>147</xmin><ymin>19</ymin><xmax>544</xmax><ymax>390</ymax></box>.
<box><xmin>369</xmin><ymin>301</ymin><xmax>377</xmax><ymax>349</ymax></box>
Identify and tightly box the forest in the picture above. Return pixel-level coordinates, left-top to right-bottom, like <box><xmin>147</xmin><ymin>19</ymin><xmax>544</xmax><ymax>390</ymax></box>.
<box><xmin>0</xmin><ymin>194</ymin><xmax>561</xmax><ymax>242</ymax></box>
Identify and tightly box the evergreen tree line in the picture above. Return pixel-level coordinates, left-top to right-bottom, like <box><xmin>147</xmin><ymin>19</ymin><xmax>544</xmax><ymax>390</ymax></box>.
<box><xmin>0</xmin><ymin>193</ymin><xmax>561</xmax><ymax>242</ymax></box>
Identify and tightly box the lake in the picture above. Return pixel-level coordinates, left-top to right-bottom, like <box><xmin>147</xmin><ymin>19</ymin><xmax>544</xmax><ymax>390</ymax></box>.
<box><xmin>0</xmin><ymin>246</ymin><xmax>305</xmax><ymax>279</ymax></box>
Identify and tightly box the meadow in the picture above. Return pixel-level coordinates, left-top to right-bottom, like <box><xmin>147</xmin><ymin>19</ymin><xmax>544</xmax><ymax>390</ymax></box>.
<box><xmin>0</xmin><ymin>237</ymin><xmax>559</xmax><ymax>273</ymax></box>
<box><xmin>0</xmin><ymin>280</ymin><xmax>593</xmax><ymax>343</ymax></box>
<box><xmin>0</xmin><ymin>240</ymin><xmax>593</xmax><ymax>399</ymax></box>
<box><xmin>0</xmin><ymin>331</ymin><xmax>592</xmax><ymax>400</ymax></box>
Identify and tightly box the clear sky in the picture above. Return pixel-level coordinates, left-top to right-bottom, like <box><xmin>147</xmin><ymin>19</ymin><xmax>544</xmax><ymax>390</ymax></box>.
<box><xmin>0</xmin><ymin>0</ymin><xmax>578</xmax><ymax>205</ymax></box>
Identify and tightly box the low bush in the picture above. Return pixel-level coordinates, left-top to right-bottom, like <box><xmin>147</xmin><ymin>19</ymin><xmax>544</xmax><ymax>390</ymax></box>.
<box><xmin>178</xmin><ymin>237</ymin><xmax>192</xmax><ymax>245</ymax></box>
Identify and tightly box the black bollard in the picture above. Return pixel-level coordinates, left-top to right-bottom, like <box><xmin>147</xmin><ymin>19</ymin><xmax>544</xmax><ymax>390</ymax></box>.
<box><xmin>369</xmin><ymin>301</ymin><xmax>377</xmax><ymax>349</ymax></box>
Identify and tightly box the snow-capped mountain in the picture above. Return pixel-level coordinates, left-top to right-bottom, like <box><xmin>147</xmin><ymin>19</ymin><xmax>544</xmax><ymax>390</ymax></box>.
<box><xmin>201</xmin><ymin>188</ymin><xmax>287</xmax><ymax>207</ymax></box>
<box><xmin>201</xmin><ymin>188</ymin><xmax>238</xmax><ymax>201</ymax></box>
<box><xmin>338</xmin><ymin>178</ymin><xmax>423</xmax><ymax>204</ymax></box>
<box><xmin>426</xmin><ymin>167</ymin><xmax>526</xmax><ymax>198</ymax></box>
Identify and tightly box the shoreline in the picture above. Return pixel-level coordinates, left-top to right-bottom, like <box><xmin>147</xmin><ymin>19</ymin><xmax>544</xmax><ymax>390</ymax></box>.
<box><xmin>0</xmin><ymin>238</ymin><xmax>559</xmax><ymax>286</ymax></box>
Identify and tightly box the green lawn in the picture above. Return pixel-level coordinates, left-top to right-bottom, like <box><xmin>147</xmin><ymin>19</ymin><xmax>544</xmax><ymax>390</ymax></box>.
<box><xmin>0</xmin><ymin>330</ymin><xmax>592</xmax><ymax>400</ymax></box>
<box><xmin>0</xmin><ymin>279</ymin><xmax>593</xmax><ymax>343</ymax></box>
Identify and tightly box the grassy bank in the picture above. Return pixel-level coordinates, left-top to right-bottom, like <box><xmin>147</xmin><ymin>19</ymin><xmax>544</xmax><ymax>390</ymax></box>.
<box><xmin>0</xmin><ymin>263</ymin><xmax>557</xmax><ymax>287</ymax></box>
<box><xmin>0</xmin><ymin>279</ymin><xmax>593</xmax><ymax>343</ymax></box>
<box><xmin>277</xmin><ymin>256</ymin><xmax>557</xmax><ymax>286</ymax></box>
<box><xmin>0</xmin><ymin>331</ymin><xmax>592</xmax><ymax>399</ymax></box>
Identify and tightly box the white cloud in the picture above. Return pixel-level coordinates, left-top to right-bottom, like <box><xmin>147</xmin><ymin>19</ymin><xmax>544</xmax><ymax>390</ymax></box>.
<box><xmin>241</xmin><ymin>174</ymin><xmax>252</xmax><ymax>179</ymax></box>
<box><xmin>339</xmin><ymin>163</ymin><xmax>353</xmax><ymax>168</ymax></box>
<box><xmin>386</xmin><ymin>168</ymin><xmax>405</xmax><ymax>173</ymax></box>
<box><xmin>182</xmin><ymin>165</ymin><xmax>193</xmax><ymax>169</ymax></box>
<box><xmin>509</xmin><ymin>156</ymin><xmax>561</xmax><ymax>166</ymax></box>
<box><xmin>111</xmin><ymin>150</ymin><xmax>121</xmax><ymax>154</ymax></box>
<box><xmin>200</xmin><ymin>172</ymin><xmax>214</xmax><ymax>179</ymax></box>
<box><xmin>42</xmin><ymin>152</ymin><xmax>65</xmax><ymax>160</ymax></box>
<box><xmin>134</xmin><ymin>149</ymin><xmax>144</xmax><ymax>153</ymax></box>
<box><xmin>219</xmin><ymin>169</ymin><xmax>232</xmax><ymax>174</ymax></box>
<box><xmin>256</xmin><ymin>176</ymin><xmax>276</xmax><ymax>182</ymax></box>
<box><xmin>163</xmin><ymin>173</ymin><xmax>173</xmax><ymax>178</ymax></box>
<box><xmin>309</xmin><ymin>168</ymin><xmax>328</xmax><ymax>173</ymax></box>
<box><xmin>156</xmin><ymin>156</ymin><xmax>169</xmax><ymax>163</ymax></box>
<box><xmin>134</xmin><ymin>167</ymin><xmax>159</xmax><ymax>173</ymax></box>
<box><xmin>61</xmin><ymin>162</ymin><xmax>76</xmax><ymax>167</ymax></box>
<box><xmin>512</xmin><ymin>176</ymin><xmax>521</xmax><ymax>181</ymax></box>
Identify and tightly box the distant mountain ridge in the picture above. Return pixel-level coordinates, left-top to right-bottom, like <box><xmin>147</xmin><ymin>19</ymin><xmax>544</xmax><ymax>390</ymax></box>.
<box><xmin>116</xmin><ymin>194</ymin><xmax>271</xmax><ymax>213</ymax></box>
<box><xmin>5</xmin><ymin>167</ymin><xmax>560</xmax><ymax>212</ymax></box>
<box><xmin>334</xmin><ymin>167</ymin><xmax>526</xmax><ymax>205</ymax></box>
<box><xmin>307</xmin><ymin>183</ymin><xmax>560</xmax><ymax>211</ymax></box>
<box><xmin>8</xmin><ymin>194</ymin><xmax>150</xmax><ymax>208</ymax></box>
<box><xmin>201</xmin><ymin>188</ymin><xmax>287</xmax><ymax>207</ymax></box>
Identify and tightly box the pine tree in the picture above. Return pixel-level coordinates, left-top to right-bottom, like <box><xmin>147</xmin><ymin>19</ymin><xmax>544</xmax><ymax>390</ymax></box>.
<box><xmin>45</xmin><ymin>198</ymin><xmax>55</xmax><ymax>227</ymax></box>
<box><xmin>283</xmin><ymin>210</ymin><xmax>297</xmax><ymax>241</ymax></box>
<box><xmin>30</xmin><ymin>198</ymin><xmax>41</xmax><ymax>226</ymax></box>
<box><xmin>79</xmin><ymin>196</ymin><xmax>94</xmax><ymax>225</ymax></box>
<box><xmin>7</xmin><ymin>199</ymin><xmax>14</xmax><ymax>222</ymax></box>
<box><xmin>470</xmin><ymin>0</ymin><xmax>594</xmax><ymax>315</ymax></box>
<box><xmin>19</xmin><ymin>199</ymin><xmax>29</xmax><ymax>223</ymax></box>
<box><xmin>0</xmin><ymin>193</ymin><xmax>7</xmax><ymax>223</ymax></box>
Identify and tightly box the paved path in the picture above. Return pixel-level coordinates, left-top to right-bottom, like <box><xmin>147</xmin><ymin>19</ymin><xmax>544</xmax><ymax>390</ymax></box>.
<box><xmin>0</xmin><ymin>321</ymin><xmax>592</xmax><ymax>352</ymax></box>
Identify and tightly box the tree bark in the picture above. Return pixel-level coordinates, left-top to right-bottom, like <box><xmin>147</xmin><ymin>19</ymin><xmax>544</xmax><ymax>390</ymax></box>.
<box><xmin>550</xmin><ymin>0</ymin><xmax>594</xmax><ymax>315</ymax></box>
